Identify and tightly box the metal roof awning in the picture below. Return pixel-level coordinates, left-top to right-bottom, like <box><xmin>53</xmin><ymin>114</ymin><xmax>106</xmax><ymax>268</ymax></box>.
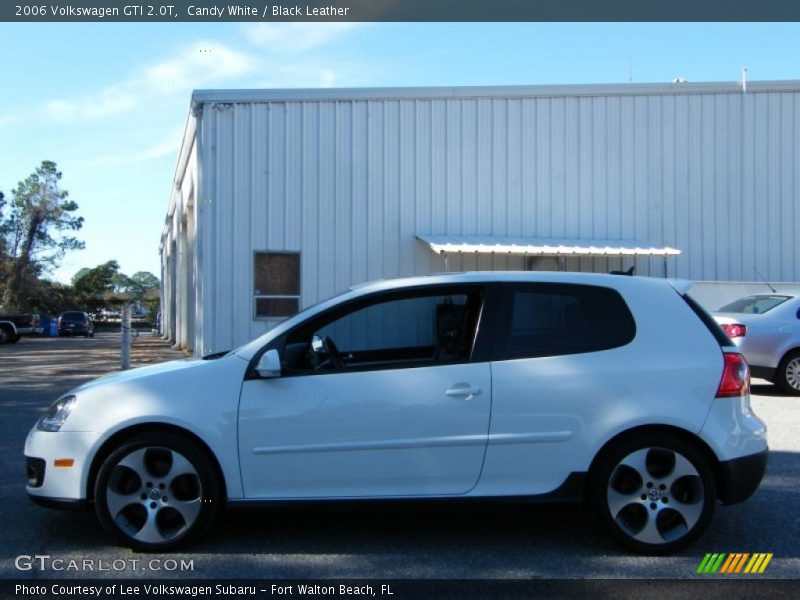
<box><xmin>416</xmin><ymin>235</ymin><xmax>681</xmax><ymax>258</ymax></box>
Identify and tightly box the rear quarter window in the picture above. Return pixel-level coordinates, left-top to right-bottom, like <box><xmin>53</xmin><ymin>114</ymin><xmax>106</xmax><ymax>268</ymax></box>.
<box><xmin>494</xmin><ymin>283</ymin><xmax>636</xmax><ymax>360</ymax></box>
<box><xmin>682</xmin><ymin>294</ymin><xmax>732</xmax><ymax>347</ymax></box>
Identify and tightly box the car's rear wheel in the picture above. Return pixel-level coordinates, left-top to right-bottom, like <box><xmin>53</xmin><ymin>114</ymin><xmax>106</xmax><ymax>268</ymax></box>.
<box><xmin>94</xmin><ymin>432</ymin><xmax>222</xmax><ymax>551</ymax></box>
<box><xmin>590</xmin><ymin>433</ymin><xmax>716</xmax><ymax>554</ymax></box>
<box><xmin>776</xmin><ymin>350</ymin><xmax>800</xmax><ymax>396</ymax></box>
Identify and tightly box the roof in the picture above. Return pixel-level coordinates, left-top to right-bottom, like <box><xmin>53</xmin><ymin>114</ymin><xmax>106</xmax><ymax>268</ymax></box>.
<box><xmin>191</xmin><ymin>80</ymin><xmax>800</xmax><ymax>107</ymax></box>
<box><xmin>416</xmin><ymin>235</ymin><xmax>681</xmax><ymax>258</ymax></box>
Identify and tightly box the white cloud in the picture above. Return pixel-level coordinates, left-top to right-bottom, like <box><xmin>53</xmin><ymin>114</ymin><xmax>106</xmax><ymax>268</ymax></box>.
<box><xmin>244</xmin><ymin>23</ymin><xmax>362</xmax><ymax>53</ymax></box>
<box><xmin>254</xmin><ymin>61</ymin><xmax>365</xmax><ymax>89</ymax></box>
<box><xmin>74</xmin><ymin>130</ymin><xmax>182</xmax><ymax>168</ymax></box>
<box><xmin>136</xmin><ymin>138</ymin><xmax>178</xmax><ymax>162</ymax></box>
<box><xmin>43</xmin><ymin>41</ymin><xmax>259</xmax><ymax>123</ymax></box>
<box><xmin>39</xmin><ymin>25</ymin><xmax>366</xmax><ymax>126</ymax></box>
<box><xmin>0</xmin><ymin>114</ymin><xmax>22</xmax><ymax>128</ymax></box>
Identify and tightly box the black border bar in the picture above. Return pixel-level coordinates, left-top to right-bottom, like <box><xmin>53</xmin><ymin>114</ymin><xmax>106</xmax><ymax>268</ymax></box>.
<box><xmin>4</xmin><ymin>0</ymin><xmax>800</xmax><ymax>22</ymax></box>
<box><xmin>3</xmin><ymin>579</ymin><xmax>799</xmax><ymax>600</ymax></box>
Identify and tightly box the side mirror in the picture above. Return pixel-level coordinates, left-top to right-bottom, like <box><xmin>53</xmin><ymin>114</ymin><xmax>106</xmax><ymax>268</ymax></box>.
<box><xmin>255</xmin><ymin>349</ymin><xmax>282</xmax><ymax>378</ymax></box>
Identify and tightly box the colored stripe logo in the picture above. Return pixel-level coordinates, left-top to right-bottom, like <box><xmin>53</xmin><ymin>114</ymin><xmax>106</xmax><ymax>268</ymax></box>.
<box><xmin>697</xmin><ymin>553</ymin><xmax>773</xmax><ymax>574</ymax></box>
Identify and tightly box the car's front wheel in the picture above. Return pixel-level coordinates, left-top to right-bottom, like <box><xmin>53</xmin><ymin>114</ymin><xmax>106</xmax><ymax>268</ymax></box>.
<box><xmin>590</xmin><ymin>433</ymin><xmax>716</xmax><ymax>554</ymax></box>
<box><xmin>94</xmin><ymin>432</ymin><xmax>222</xmax><ymax>551</ymax></box>
<box><xmin>775</xmin><ymin>350</ymin><xmax>800</xmax><ymax>396</ymax></box>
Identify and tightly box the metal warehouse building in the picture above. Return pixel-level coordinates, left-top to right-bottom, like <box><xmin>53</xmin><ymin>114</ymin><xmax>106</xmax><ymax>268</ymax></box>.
<box><xmin>160</xmin><ymin>81</ymin><xmax>800</xmax><ymax>354</ymax></box>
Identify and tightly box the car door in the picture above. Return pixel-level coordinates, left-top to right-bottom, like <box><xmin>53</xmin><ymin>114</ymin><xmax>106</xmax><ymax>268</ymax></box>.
<box><xmin>238</xmin><ymin>284</ymin><xmax>494</xmax><ymax>499</ymax></box>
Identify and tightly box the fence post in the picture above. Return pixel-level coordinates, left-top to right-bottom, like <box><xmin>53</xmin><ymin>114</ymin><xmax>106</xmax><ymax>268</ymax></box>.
<box><xmin>121</xmin><ymin>303</ymin><xmax>131</xmax><ymax>370</ymax></box>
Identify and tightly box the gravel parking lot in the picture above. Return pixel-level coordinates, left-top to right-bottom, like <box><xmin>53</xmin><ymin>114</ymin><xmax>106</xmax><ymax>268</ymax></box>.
<box><xmin>0</xmin><ymin>334</ymin><xmax>798</xmax><ymax>580</ymax></box>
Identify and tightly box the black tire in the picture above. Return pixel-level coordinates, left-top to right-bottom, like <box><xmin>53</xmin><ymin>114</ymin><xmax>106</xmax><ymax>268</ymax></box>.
<box><xmin>94</xmin><ymin>432</ymin><xmax>222</xmax><ymax>551</ymax></box>
<box><xmin>589</xmin><ymin>432</ymin><xmax>716</xmax><ymax>555</ymax></box>
<box><xmin>775</xmin><ymin>350</ymin><xmax>800</xmax><ymax>396</ymax></box>
<box><xmin>89</xmin><ymin>332</ymin><xmax>94</xmax><ymax>338</ymax></box>
<box><xmin>9</xmin><ymin>334</ymin><xmax>21</xmax><ymax>343</ymax></box>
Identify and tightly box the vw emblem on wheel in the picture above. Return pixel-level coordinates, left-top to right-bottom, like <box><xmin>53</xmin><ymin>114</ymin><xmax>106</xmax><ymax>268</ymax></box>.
<box><xmin>648</xmin><ymin>488</ymin><xmax>661</xmax><ymax>500</ymax></box>
<box><xmin>148</xmin><ymin>487</ymin><xmax>162</xmax><ymax>500</ymax></box>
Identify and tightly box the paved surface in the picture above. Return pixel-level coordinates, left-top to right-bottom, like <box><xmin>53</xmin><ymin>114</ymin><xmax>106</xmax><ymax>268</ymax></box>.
<box><xmin>0</xmin><ymin>334</ymin><xmax>798</xmax><ymax>580</ymax></box>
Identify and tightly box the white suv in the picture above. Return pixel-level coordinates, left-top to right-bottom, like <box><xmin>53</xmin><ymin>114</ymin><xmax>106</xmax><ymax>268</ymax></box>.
<box><xmin>25</xmin><ymin>272</ymin><xmax>767</xmax><ymax>554</ymax></box>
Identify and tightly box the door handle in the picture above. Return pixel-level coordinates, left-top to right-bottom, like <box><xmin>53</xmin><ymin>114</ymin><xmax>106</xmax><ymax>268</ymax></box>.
<box><xmin>445</xmin><ymin>386</ymin><xmax>483</xmax><ymax>399</ymax></box>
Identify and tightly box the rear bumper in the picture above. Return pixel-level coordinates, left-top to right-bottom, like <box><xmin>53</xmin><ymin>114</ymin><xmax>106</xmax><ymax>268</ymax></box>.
<box><xmin>59</xmin><ymin>327</ymin><xmax>89</xmax><ymax>334</ymax></box>
<box><xmin>718</xmin><ymin>449</ymin><xmax>768</xmax><ymax>505</ymax></box>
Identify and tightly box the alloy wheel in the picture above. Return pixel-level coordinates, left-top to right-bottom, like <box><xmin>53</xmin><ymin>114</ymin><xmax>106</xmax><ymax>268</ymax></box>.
<box><xmin>606</xmin><ymin>447</ymin><xmax>705</xmax><ymax>546</ymax></box>
<box><xmin>105</xmin><ymin>447</ymin><xmax>203</xmax><ymax>544</ymax></box>
<box><xmin>784</xmin><ymin>357</ymin><xmax>800</xmax><ymax>391</ymax></box>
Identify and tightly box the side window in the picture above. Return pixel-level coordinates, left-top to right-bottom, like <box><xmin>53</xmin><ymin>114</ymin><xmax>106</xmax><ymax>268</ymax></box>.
<box><xmin>282</xmin><ymin>289</ymin><xmax>483</xmax><ymax>373</ymax></box>
<box><xmin>254</xmin><ymin>252</ymin><xmax>300</xmax><ymax>318</ymax></box>
<box><xmin>497</xmin><ymin>284</ymin><xmax>635</xmax><ymax>360</ymax></box>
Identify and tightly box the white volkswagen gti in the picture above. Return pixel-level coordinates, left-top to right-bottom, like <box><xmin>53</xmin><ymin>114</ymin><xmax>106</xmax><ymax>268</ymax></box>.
<box><xmin>25</xmin><ymin>272</ymin><xmax>767</xmax><ymax>554</ymax></box>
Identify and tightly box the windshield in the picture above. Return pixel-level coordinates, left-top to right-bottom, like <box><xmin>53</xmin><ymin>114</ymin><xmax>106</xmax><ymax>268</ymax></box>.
<box><xmin>231</xmin><ymin>287</ymin><xmax>358</xmax><ymax>357</ymax></box>
<box><xmin>718</xmin><ymin>295</ymin><xmax>791</xmax><ymax>314</ymax></box>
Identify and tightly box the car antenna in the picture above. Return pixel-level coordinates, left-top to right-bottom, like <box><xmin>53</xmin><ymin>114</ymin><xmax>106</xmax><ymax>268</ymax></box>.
<box><xmin>753</xmin><ymin>266</ymin><xmax>777</xmax><ymax>293</ymax></box>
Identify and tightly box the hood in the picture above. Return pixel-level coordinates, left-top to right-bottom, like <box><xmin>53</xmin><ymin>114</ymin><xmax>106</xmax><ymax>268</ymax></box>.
<box><xmin>72</xmin><ymin>358</ymin><xmax>209</xmax><ymax>394</ymax></box>
<box><xmin>57</xmin><ymin>353</ymin><xmax>249</xmax><ymax>434</ymax></box>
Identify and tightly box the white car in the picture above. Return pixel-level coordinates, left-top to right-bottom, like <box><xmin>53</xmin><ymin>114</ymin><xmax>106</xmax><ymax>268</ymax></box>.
<box><xmin>25</xmin><ymin>272</ymin><xmax>767</xmax><ymax>554</ymax></box>
<box><xmin>713</xmin><ymin>293</ymin><xmax>800</xmax><ymax>395</ymax></box>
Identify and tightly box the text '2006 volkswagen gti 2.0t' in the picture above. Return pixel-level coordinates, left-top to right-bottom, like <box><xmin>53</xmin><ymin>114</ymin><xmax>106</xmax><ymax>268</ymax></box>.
<box><xmin>25</xmin><ymin>272</ymin><xmax>767</xmax><ymax>554</ymax></box>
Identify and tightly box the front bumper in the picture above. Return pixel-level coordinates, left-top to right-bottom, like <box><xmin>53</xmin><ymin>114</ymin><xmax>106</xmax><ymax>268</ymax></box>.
<box><xmin>25</xmin><ymin>428</ymin><xmax>100</xmax><ymax>503</ymax></box>
<box><xmin>718</xmin><ymin>449</ymin><xmax>769</xmax><ymax>505</ymax></box>
<box><xmin>28</xmin><ymin>496</ymin><xmax>88</xmax><ymax>510</ymax></box>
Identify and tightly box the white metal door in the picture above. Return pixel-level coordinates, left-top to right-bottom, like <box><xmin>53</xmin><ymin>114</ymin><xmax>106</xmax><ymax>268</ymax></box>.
<box><xmin>238</xmin><ymin>362</ymin><xmax>491</xmax><ymax>498</ymax></box>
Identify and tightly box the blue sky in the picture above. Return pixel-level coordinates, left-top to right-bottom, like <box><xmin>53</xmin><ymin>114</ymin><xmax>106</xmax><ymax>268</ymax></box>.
<box><xmin>1</xmin><ymin>23</ymin><xmax>799</xmax><ymax>283</ymax></box>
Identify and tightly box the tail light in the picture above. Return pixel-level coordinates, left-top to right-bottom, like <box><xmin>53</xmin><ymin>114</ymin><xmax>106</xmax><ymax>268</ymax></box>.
<box><xmin>716</xmin><ymin>352</ymin><xmax>750</xmax><ymax>398</ymax></box>
<box><xmin>720</xmin><ymin>323</ymin><xmax>747</xmax><ymax>338</ymax></box>
<box><xmin>57</xmin><ymin>317</ymin><xmax>62</xmax><ymax>327</ymax></box>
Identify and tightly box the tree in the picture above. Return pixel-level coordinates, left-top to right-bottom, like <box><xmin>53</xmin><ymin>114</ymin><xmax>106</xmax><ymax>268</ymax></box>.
<box><xmin>129</xmin><ymin>271</ymin><xmax>160</xmax><ymax>296</ymax></box>
<box><xmin>0</xmin><ymin>161</ymin><xmax>84</xmax><ymax>311</ymax></box>
<box><xmin>71</xmin><ymin>267</ymin><xmax>90</xmax><ymax>285</ymax></box>
<box><xmin>0</xmin><ymin>191</ymin><xmax>7</xmax><ymax>290</ymax></box>
<box><xmin>128</xmin><ymin>271</ymin><xmax>160</xmax><ymax>318</ymax></box>
<box><xmin>0</xmin><ymin>190</ymin><xmax>6</xmax><ymax>256</ymax></box>
<box><xmin>73</xmin><ymin>260</ymin><xmax>120</xmax><ymax>304</ymax></box>
<box><xmin>111</xmin><ymin>272</ymin><xmax>134</xmax><ymax>294</ymax></box>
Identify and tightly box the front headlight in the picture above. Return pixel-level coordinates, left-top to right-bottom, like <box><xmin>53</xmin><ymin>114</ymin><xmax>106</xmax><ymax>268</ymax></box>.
<box><xmin>37</xmin><ymin>395</ymin><xmax>77</xmax><ymax>432</ymax></box>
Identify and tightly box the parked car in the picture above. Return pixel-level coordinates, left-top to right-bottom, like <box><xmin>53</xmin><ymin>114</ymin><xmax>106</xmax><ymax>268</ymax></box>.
<box><xmin>94</xmin><ymin>309</ymin><xmax>121</xmax><ymax>322</ymax></box>
<box><xmin>26</xmin><ymin>273</ymin><xmax>767</xmax><ymax>554</ymax></box>
<box><xmin>0</xmin><ymin>313</ymin><xmax>42</xmax><ymax>336</ymax></box>
<box><xmin>57</xmin><ymin>311</ymin><xmax>94</xmax><ymax>337</ymax></box>
<box><xmin>713</xmin><ymin>293</ymin><xmax>800</xmax><ymax>395</ymax></box>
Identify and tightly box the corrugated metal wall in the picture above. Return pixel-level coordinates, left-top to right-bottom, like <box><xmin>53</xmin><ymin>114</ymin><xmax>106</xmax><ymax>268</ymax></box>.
<box><xmin>193</xmin><ymin>89</ymin><xmax>800</xmax><ymax>353</ymax></box>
